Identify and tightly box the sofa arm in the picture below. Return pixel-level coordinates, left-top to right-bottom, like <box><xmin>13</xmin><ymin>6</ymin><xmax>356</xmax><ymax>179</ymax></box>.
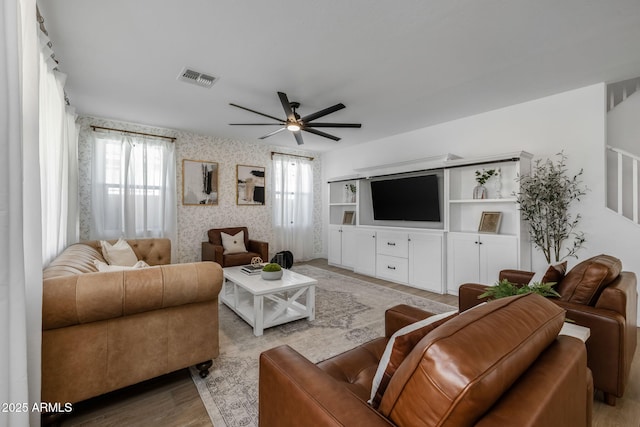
<box><xmin>499</xmin><ymin>269</ymin><xmax>535</xmax><ymax>285</ymax></box>
<box><xmin>259</xmin><ymin>345</ymin><xmax>393</xmax><ymax>427</ymax></box>
<box><xmin>596</xmin><ymin>272</ymin><xmax>637</xmax><ymax>318</ymax></box>
<box><xmin>247</xmin><ymin>239</ymin><xmax>269</xmax><ymax>262</ymax></box>
<box><xmin>201</xmin><ymin>241</ymin><xmax>223</xmax><ymax>265</ymax></box>
<box><xmin>554</xmin><ymin>300</ymin><xmax>632</xmax><ymax>398</ymax></box>
<box><xmin>458</xmin><ymin>283</ymin><xmax>491</xmax><ymax>312</ymax></box>
<box><xmin>384</xmin><ymin>304</ymin><xmax>434</xmax><ymax>337</ymax></box>
<box><xmin>43</xmin><ymin>262</ymin><xmax>223</xmax><ymax>330</ymax></box>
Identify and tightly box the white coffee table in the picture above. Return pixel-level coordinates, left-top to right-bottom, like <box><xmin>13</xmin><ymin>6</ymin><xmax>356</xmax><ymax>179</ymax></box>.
<box><xmin>221</xmin><ymin>266</ymin><xmax>317</xmax><ymax>336</ymax></box>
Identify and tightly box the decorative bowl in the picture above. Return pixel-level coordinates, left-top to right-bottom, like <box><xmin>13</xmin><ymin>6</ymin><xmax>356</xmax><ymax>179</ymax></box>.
<box><xmin>261</xmin><ymin>270</ymin><xmax>283</xmax><ymax>280</ymax></box>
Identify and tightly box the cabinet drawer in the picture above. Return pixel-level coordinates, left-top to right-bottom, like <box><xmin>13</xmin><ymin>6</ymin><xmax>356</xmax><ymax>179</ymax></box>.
<box><xmin>376</xmin><ymin>254</ymin><xmax>408</xmax><ymax>283</ymax></box>
<box><xmin>376</xmin><ymin>232</ymin><xmax>408</xmax><ymax>258</ymax></box>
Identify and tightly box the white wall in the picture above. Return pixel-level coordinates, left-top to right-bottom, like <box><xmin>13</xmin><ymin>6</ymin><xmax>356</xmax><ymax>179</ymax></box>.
<box><xmin>607</xmin><ymin>90</ymin><xmax>640</xmax><ymax>215</ymax></box>
<box><xmin>323</xmin><ymin>83</ymin><xmax>640</xmax><ymax>316</ymax></box>
<box><xmin>76</xmin><ymin>116</ymin><xmax>324</xmax><ymax>263</ymax></box>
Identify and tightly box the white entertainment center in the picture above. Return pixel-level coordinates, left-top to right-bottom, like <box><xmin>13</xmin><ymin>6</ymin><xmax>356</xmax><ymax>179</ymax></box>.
<box><xmin>328</xmin><ymin>151</ymin><xmax>532</xmax><ymax>295</ymax></box>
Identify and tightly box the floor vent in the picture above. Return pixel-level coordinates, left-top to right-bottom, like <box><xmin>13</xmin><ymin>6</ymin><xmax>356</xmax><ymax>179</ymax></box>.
<box><xmin>177</xmin><ymin>67</ymin><xmax>218</xmax><ymax>88</ymax></box>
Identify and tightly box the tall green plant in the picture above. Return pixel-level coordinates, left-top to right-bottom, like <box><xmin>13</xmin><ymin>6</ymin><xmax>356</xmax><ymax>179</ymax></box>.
<box><xmin>515</xmin><ymin>152</ymin><xmax>587</xmax><ymax>263</ymax></box>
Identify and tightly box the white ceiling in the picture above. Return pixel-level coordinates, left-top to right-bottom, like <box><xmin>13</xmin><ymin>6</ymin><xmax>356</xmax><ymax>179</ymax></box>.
<box><xmin>38</xmin><ymin>0</ymin><xmax>640</xmax><ymax>152</ymax></box>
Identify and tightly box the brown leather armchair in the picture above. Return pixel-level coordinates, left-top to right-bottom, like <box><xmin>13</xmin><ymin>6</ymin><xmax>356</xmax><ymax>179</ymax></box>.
<box><xmin>201</xmin><ymin>226</ymin><xmax>268</xmax><ymax>267</ymax></box>
<box><xmin>260</xmin><ymin>295</ymin><xmax>592</xmax><ymax>427</ymax></box>
<box><xmin>459</xmin><ymin>254</ymin><xmax>637</xmax><ymax>406</ymax></box>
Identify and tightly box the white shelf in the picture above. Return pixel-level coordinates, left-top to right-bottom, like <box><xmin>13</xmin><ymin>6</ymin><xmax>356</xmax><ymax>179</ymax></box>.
<box><xmin>329</xmin><ymin>202</ymin><xmax>358</xmax><ymax>206</ymax></box>
<box><xmin>449</xmin><ymin>198</ymin><xmax>517</xmax><ymax>204</ymax></box>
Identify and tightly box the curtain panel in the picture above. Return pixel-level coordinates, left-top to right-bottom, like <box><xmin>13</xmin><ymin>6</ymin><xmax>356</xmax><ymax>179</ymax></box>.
<box><xmin>90</xmin><ymin>132</ymin><xmax>177</xmax><ymax>247</ymax></box>
<box><xmin>272</xmin><ymin>154</ymin><xmax>314</xmax><ymax>261</ymax></box>
<box><xmin>38</xmin><ymin>32</ymin><xmax>79</xmax><ymax>266</ymax></box>
<box><xmin>1</xmin><ymin>0</ymin><xmax>43</xmax><ymax>426</ymax></box>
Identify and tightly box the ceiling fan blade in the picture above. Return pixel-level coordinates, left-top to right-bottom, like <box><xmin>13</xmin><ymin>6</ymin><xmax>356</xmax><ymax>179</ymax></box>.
<box><xmin>304</xmin><ymin>123</ymin><xmax>362</xmax><ymax>128</ymax></box>
<box><xmin>277</xmin><ymin>92</ymin><xmax>296</xmax><ymax>122</ymax></box>
<box><xmin>293</xmin><ymin>131</ymin><xmax>304</xmax><ymax>145</ymax></box>
<box><xmin>302</xmin><ymin>127</ymin><xmax>341</xmax><ymax>141</ymax></box>
<box><xmin>229</xmin><ymin>123</ymin><xmax>285</xmax><ymax>126</ymax></box>
<box><xmin>229</xmin><ymin>103</ymin><xmax>283</xmax><ymax>122</ymax></box>
<box><xmin>259</xmin><ymin>128</ymin><xmax>286</xmax><ymax>139</ymax></box>
<box><xmin>301</xmin><ymin>103</ymin><xmax>345</xmax><ymax>123</ymax></box>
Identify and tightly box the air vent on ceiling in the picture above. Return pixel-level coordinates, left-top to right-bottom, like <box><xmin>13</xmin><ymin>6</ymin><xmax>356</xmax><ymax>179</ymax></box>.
<box><xmin>177</xmin><ymin>67</ymin><xmax>218</xmax><ymax>88</ymax></box>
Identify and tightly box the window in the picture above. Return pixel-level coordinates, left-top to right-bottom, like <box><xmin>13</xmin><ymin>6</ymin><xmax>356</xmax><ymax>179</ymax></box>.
<box><xmin>90</xmin><ymin>132</ymin><xmax>176</xmax><ymax>241</ymax></box>
<box><xmin>272</xmin><ymin>154</ymin><xmax>314</xmax><ymax>260</ymax></box>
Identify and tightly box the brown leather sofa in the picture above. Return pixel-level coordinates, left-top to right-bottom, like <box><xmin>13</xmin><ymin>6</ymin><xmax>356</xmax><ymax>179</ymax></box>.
<box><xmin>201</xmin><ymin>226</ymin><xmax>269</xmax><ymax>267</ymax></box>
<box><xmin>260</xmin><ymin>293</ymin><xmax>592</xmax><ymax>426</ymax></box>
<box><xmin>42</xmin><ymin>238</ymin><xmax>223</xmax><ymax>405</ymax></box>
<box><xmin>459</xmin><ymin>254</ymin><xmax>637</xmax><ymax>406</ymax></box>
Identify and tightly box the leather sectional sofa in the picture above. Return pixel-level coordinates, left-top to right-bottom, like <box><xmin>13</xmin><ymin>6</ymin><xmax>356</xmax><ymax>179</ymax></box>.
<box><xmin>259</xmin><ymin>293</ymin><xmax>592</xmax><ymax>426</ymax></box>
<box><xmin>42</xmin><ymin>238</ymin><xmax>223</xmax><ymax>405</ymax></box>
<box><xmin>459</xmin><ymin>254</ymin><xmax>637</xmax><ymax>406</ymax></box>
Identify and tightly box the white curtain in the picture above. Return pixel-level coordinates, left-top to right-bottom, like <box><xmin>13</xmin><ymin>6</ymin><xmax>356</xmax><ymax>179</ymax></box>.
<box><xmin>90</xmin><ymin>132</ymin><xmax>177</xmax><ymax>246</ymax></box>
<box><xmin>39</xmin><ymin>30</ymin><xmax>79</xmax><ymax>266</ymax></box>
<box><xmin>1</xmin><ymin>0</ymin><xmax>43</xmax><ymax>426</ymax></box>
<box><xmin>272</xmin><ymin>154</ymin><xmax>314</xmax><ymax>261</ymax></box>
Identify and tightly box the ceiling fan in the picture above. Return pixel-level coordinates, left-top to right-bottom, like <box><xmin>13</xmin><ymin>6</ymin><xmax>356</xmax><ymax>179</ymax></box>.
<box><xmin>229</xmin><ymin>92</ymin><xmax>361</xmax><ymax>145</ymax></box>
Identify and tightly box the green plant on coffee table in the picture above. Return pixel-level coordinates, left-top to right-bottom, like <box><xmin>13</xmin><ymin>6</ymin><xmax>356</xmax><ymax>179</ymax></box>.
<box><xmin>262</xmin><ymin>263</ymin><xmax>282</xmax><ymax>272</ymax></box>
<box><xmin>478</xmin><ymin>279</ymin><xmax>561</xmax><ymax>300</ymax></box>
<box><xmin>475</xmin><ymin>168</ymin><xmax>497</xmax><ymax>185</ymax></box>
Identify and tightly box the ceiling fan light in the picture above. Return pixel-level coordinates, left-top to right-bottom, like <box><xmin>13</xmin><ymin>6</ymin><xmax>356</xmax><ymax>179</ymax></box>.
<box><xmin>287</xmin><ymin>123</ymin><xmax>301</xmax><ymax>132</ymax></box>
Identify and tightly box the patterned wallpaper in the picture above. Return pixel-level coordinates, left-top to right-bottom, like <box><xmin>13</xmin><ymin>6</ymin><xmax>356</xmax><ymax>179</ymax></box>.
<box><xmin>77</xmin><ymin>116</ymin><xmax>323</xmax><ymax>263</ymax></box>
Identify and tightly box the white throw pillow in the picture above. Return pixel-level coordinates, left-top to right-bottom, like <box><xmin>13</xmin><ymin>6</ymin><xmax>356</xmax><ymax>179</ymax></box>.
<box><xmin>93</xmin><ymin>259</ymin><xmax>150</xmax><ymax>272</ymax></box>
<box><xmin>528</xmin><ymin>261</ymin><xmax>568</xmax><ymax>285</ymax></box>
<box><xmin>100</xmin><ymin>238</ymin><xmax>138</xmax><ymax>266</ymax></box>
<box><xmin>369</xmin><ymin>309</ymin><xmax>458</xmax><ymax>408</ymax></box>
<box><xmin>220</xmin><ymin>230</ymin><xmax>248</xmax><ymax>255</ymax></box>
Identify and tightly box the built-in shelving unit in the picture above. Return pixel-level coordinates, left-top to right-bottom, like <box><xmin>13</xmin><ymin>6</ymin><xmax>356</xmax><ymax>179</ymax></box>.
<box><xmin>327</xmin><ymin>151</ymin><xmax>533</xmax><ymax>296</ymax></box>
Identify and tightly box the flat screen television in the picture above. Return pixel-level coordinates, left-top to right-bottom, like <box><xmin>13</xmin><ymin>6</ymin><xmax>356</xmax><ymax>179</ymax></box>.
<box><xmin>370</xmin><ymin>175</ymin><xmax>440</xmax><ymax>221</ymax></box>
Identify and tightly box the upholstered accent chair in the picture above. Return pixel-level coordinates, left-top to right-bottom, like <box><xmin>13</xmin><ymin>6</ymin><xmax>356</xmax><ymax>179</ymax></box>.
<box><xmin>459</xmin><ymin>254</ymin><xmax>637</xmax><ymax>406</ymax></box>
<box><xmin>201</xmin><ymin>226</ymin><xmax>269</xmax><ymax>267</ymax></box>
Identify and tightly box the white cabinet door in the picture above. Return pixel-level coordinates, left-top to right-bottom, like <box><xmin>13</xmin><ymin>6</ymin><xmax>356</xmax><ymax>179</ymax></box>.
<box><xmin>408</xmin><ymin>233</ymin><xmax>443</xmax><ymax>293</ymax></box>
<box><xmin>447</xmin><ymin>233</ymin><xmax>481</xmax><ymax>295</ymax></box>
<box><xmin>341</xmin><ymin>227</ymin><xmax>357</xmax><ymax>268</ymax></box>
<box><xmin>328</xmin><ymin>226</ymin><xmax>342</xmax><ymax>265</ymax></box>
<box><xmin>478</xmin><ymin>234</ymin><xmax>518</xmax><ymax>284</ymax></box>
<box><xmin>355</xmin><ymin>229</ymin><xmax>376</xmax><ymax>276</ymax></box>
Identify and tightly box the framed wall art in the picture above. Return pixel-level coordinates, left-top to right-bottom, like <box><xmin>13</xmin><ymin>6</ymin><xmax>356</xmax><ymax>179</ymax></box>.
<box><xmin>478</xmin><ymin>211</ymin><xmax>502</xmax><ymax>234</ymax></box>
<box><xmin>237</xmin><ymin>164</ymin><xmax>265</xmax><ymax>205</ymax></box>
<box><xmin>342</xmin><ymin>210</ymin><xmax>356</xmax><ymax>225</ymax></box>
<box><xmin>182</xmin><ymin>159</ymin><xmax>218</xmax><ymax>205</ymax></box>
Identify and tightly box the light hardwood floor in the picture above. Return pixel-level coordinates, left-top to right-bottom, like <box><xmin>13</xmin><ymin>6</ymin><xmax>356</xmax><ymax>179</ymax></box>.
<box><xmin>53</xmin><ymin>259</ymin><xmax>639</xmax><ymax>426</ymax></box>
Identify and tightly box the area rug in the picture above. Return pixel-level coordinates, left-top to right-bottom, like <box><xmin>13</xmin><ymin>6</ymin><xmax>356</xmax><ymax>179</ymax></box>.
<box><xmin>190</xmin><ymin>265</ymin><xmax>456</xmax><ymax>427</ymax></box>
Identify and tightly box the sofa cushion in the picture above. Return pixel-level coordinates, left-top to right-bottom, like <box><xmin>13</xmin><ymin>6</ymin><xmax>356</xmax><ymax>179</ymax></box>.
<box><xmin>317</xmin><ymin>337</ymin><xmax>388</xmax><ymax>402</ymax></box>
<box><xmin>557</xmin><ymin>254</ymin><xmax>622</xmax><ymax>305</ymax></box>
<box><xmin>100</xmin><ymin>238</ymin><xmax>138</xmax><ymax>266</ymax></box>
<box><xmin>369</xmin><ymin>310</ymin><xmax>458</xmax><ymax>409</ymax></box>
<box><xmin>221</xmin><ymin>230</ymin><xmax>248</xmax><ymax>255</ymax></box>
<box><xmin>378</xmin><ymin>293</ymin><xmax>565</xmax><ymax>427</ymax></box>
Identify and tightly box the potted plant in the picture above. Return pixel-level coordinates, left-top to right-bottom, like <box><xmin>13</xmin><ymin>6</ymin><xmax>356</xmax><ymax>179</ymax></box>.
<box><xmin>261</xmin><ymin>263</ymin><xmax>283</xmax><ymax>280</ymax></box>
<box><xmin>514</xmin><ymin>152</ymin><xmax>587</xmax><ymax>264</ymax></box>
